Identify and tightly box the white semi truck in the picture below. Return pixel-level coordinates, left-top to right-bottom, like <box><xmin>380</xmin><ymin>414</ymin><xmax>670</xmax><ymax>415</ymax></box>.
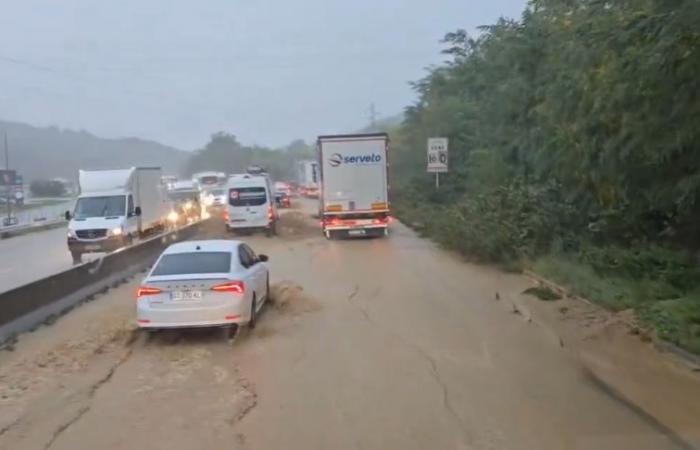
<box><xmin>66</xmin><ymin>167</ymin><xmax>166</xmax><ymax>263</ymax></box>
<box><xmin>318</xmin><ymin>133</ymin><xmax>390</xmax><ymax>239</ymax></box>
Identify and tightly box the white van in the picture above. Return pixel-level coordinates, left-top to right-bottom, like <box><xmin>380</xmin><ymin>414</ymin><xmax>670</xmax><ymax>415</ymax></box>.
<box><xmin>224</xmin><ymin>174</ymin><xmax>277</xmax><ymax>236</ymax></box>
<box><xmin>67</xmin><ymin>167</ymin><xmax>166</xmax><ymax>263</ymax></box>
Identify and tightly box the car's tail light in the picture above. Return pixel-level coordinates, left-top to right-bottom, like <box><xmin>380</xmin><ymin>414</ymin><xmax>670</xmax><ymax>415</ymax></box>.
<box><xmin>211</xmin><ymin>281</ymin><xmax>245</xmax><ymax>294</ymax></box>
<box><xmin>137</xmin><ymin>286</ymin><xmax>162</xmax><ymax>297</ymax></box>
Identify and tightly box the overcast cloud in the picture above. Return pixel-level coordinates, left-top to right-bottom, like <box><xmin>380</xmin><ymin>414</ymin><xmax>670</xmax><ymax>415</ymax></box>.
<box><xmin>0</xmin><ymin>0</ymin><xmax>527</xmax><ymax>149</ymax></box>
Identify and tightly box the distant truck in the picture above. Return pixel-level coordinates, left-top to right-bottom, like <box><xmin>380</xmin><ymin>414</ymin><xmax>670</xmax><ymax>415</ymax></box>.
<box><xmin>66</xmin><ymin>167</ymin><xmax>166</xmax><ymax>263</ymax></box>
<box><xmin>192</xmin><ymin>171</ymin><xmax>226</xmax><ymax>188</ymax></box>
<box><xmin>296</xmin><ymin>160</ymin><xmax>319</xmax><ymax>198</ymax></box>
<box><xmin>318</xmin><ymin>133</ymin><xmax>390</xmax><ymax>239</ymax></box>
<box><xmin>166</xmin><ymin>180</ymin><xmax>203</xmax><ymax>225</ymax></box>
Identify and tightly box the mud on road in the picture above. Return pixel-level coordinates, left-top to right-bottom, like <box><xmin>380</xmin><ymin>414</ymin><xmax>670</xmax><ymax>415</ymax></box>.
<box><xmin>1</xmin><ymin>203</ymin><xmax>699</xmax><ymax>450</ymax></box>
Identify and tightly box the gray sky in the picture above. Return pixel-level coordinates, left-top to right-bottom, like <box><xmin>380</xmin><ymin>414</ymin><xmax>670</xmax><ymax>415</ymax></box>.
<box><xmin>0</xmin><ymin>0</ymin><xmax>527</xmax><ymax>150</ymax></box>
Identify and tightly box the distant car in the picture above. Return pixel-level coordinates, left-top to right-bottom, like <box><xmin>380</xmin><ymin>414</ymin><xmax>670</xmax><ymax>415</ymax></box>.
<box><xmin>203</xmin><ymin>188</ymin><xmax>226</xmax><ymax>208</ymax></box>
<box><xmin>166</xmin><ymin>188</ymin><xmax>202</xmax><ymax>226</ymax></box>
<box><xmin>275</xmin><ymin>189</ymin><xmax>291</xmax><ymax>208</ymax></box>
<box><xmin>136</xmin><ymin>240</ymin><xmax>270</xmax><ymax>337</ymax></box>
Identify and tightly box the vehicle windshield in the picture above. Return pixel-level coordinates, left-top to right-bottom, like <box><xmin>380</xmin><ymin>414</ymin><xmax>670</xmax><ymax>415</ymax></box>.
<box><xmin>229</xmin><ymin>187</ymin><xmax>266</xmax><ymax>207</ymax></box>
<box><xmin>151</xmin><ymin>252</ymin><xmax>231</xmax><ymax>275</ymax></box>
<box><xmin>168</xmin><ymin>191</ymin><xmax>198</xmax><ymax>202</ymax></box>
<box><xmin>73</xmin><ymin>195</ymin><xmax>125</xmax><ymax>219</ymax></box>
<box><xmin>199</xmin><ymin>176</ymin><xmax>219</xmax><ymax>185</ymax></box>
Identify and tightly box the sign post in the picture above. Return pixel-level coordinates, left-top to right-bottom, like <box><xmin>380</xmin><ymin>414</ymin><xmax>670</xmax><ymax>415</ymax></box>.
<box><xmin>427</xmin><ymin>137</ymin><xmax>448</xmax><ymax>188</ymax></box>
<box><xmin>2</xmin><ymin>133</ymin><xmax>11</xmax><ymax>224</ymax></box>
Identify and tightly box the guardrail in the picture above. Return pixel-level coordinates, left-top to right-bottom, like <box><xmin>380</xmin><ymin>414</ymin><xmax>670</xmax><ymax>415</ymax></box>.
<box><xmin>0</xmin><ymin>218</ymin><xmax>67</xmax><ymax>239</ymax></box>
<box><xmin>0</xmin><ymin>220</ymin><xmax>209</xmax><ymax>344</ymax></box>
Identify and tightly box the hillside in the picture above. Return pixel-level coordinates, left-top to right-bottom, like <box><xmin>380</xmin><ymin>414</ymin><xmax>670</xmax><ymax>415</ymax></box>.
<box><xmin>0</xmin><ymin>120</ymin><xmax>189</xmax><ymax>181</ymax></box>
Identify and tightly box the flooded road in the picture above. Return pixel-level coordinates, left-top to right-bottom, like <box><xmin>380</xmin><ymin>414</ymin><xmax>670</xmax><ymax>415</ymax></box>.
<box><xmin>1</xmin><ymin>202</ymin><xmax>698</xmax><ymax>450</ymax></box>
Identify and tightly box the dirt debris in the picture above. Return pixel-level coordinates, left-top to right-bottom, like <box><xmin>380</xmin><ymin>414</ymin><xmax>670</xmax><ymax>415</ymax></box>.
<box><xmin>276</xmin><ymin>210</ymin><xmax>320</xmax><ymax>239</ymax></box>
<box><xmin>268</xmin><ymin>281</ymin><xmax>320</xmax><ymax>315</ymax></box>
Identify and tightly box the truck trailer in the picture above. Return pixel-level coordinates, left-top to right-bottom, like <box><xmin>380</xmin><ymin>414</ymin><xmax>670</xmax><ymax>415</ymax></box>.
<box><xmin>318</xmin><ymin>133</ymin><xmax>390</xmax><ymax>239</ymax></box>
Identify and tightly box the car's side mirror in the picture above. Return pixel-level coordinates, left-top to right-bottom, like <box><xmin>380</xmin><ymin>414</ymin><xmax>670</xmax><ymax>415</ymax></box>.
<box><xmin>134</xmin><ymin>206</ymin><xmax>142</xmax><ymax>217</ymax></box>
<box><xmin>64</xmin><ymin>210</ymin><xmax>72</xmax><ymax>220</ymax></box>
<box><xmin>258</xmin><ymin>254</ymin><xmax>269</xmax><ymax>262</ymax></box>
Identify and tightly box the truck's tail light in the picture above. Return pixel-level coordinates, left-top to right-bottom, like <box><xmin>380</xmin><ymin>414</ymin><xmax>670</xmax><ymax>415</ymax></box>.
<box><xmin>223</xmin><ymin>210</ymin><xmax>229</xmax><ymax>221</ymax></box>
<box><xmin>211</xmin><ymin>281</ymin><xmax>245</xmax><ymax>294</ymax></box>
<box><xmin>374</xmin><ymin>216</ymin><xmax>390</xmax><ymax>225</ymax></box>
<box><xmin>137</xmin><ymin>286</ymin><xmax>162</xmax><ymax>297</ymax></box>
<box><xmin>268</xmin><ymin>206</ymin><xmax>274</xmax><ymax>220</ymax></box>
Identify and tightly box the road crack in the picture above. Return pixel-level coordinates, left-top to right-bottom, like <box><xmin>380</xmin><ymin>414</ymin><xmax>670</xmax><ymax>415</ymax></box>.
<box><xmin>43</xmin><ymin>344</ymin><xmax>134</xmax><ymax>449</ymax></box>
<box><xmin>347</xmin><ymin>284</ymin><xmax>372</xmax><ymax>322</ymax></box>
<box><xmin>43</xmin><ymin>406</ymin><xmax>90</xmax><ymax>450</ymax></box>
<box><xmin>343</xmin><ymin>286</ymin><xmax>471</xmax><ymax>443</ymax></box>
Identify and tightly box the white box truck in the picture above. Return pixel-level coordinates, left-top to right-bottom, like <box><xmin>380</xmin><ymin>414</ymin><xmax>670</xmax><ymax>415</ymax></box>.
<box><xmin>318</xmin><ymin>133</ymin><xmax>390</xmax><ymax>239</ymax></box>
<box><xmin>296</xmin><ymin>160</ymin><xmax>319</xmax><ymax>198</ymax></box>
<box><xmin>66</xmin><ymin>167</ymin><xmax>166</xmax><ymax>263</ymax></box>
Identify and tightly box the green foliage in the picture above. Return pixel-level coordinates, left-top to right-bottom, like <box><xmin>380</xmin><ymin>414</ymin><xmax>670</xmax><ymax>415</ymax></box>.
<box><xmin>639</xmin><ymin>294</ymin><xmax>700</xmax><ymax>355</ymax></box>
<box><xmin>522</xmin><ymin>286</ymin><xmax>562</xmax><ymax>301</ymax></box>
<box><xmin>390</xmin><ymin>0</ymin><xmax>700</xmax><ymax>353</ymax></box>
<box><xmin>29</xmin><ymin>179</ymin><xmax>67</xmax><ymax>197</ymax></box>
<box><xmin>183</xmin><ymin>133</ymin><xmax>314</xmax><ymax>181</ymax></box>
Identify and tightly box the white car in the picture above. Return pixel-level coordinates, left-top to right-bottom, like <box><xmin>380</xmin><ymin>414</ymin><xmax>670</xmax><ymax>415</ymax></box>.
<box><xmin>136</xmin><ymin>239</ymin><xmax>270</xmax><ymax>336</ymax></box>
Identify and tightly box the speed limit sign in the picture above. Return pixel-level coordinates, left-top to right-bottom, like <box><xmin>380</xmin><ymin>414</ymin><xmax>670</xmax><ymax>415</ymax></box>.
<box><xmin>427</xmin><ymin>138</ymin><xmax>448</xmax><ymax>173</ymax></box>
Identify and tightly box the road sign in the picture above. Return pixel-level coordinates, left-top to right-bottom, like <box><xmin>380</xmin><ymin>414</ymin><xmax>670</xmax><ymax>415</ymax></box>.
<box><xmin>427</xmin><ymin>138</ymin><xmax>448</xmax><ymax>173</ymax></box>
<box><xmin>0</xmin><ymin>170</ymin><xmax>16</xmax><ymax>186</ymax></box>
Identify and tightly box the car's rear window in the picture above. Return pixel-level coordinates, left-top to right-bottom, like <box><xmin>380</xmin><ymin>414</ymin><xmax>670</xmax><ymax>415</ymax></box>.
<box><xmin>151</xmin><ymin>252</ymin><xmax>231</xmax><ymax>275</ymax></box>
<box><xmin>229</xmin><ymin>187</ymin><xmax>267</xmax><ymax>206</ymax></box>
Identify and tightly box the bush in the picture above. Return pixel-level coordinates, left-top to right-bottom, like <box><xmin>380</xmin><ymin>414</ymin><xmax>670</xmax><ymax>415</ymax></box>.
<box><xmin>395</xmin><ymin>181</ymin><xmax>579</xmax><ymax>263</ymax></box>
<box><xmin>30</xmin><ymin>179</ymin><xmax>67</xmax><ymax>197</ymax></box>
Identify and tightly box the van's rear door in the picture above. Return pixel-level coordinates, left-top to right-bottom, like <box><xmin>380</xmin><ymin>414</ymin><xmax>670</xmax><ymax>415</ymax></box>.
<box><xmin>228</xmin><ymin>187</ymin><xmax>269</xmax><ymax>227</ymax></box>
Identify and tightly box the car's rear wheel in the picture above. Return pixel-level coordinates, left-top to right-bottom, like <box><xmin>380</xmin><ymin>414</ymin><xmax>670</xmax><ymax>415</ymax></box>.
<box><xmin>249</xmin><ymin>294</ymin><xmax>258</xmax><ymax>329</ymax></box>
<box><xmin>223</xmin><ymin>324</ymin><xmax>239</xmax><ymax>341</ymax></box>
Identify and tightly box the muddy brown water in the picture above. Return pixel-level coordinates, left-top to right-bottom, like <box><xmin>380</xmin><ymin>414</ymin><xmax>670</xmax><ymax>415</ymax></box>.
<box><xmin>0</xmin><ymin>201</ymin><xmax>698</xmax><ymax>450</ymax></box>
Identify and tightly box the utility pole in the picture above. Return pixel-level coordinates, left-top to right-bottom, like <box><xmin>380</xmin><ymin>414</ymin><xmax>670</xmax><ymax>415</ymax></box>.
<box><xmin>369</xmin><ymin>103</ymin><xmax>377</xmax><ymax>130</ymax></box>
<box><xmin>4</xmin><ymin>132</ymin><xmax>11</xmax><ymax>223</ymax></box>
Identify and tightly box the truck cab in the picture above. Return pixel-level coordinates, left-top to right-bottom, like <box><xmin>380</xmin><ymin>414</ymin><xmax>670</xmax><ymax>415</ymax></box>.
<box><xmin>66</xmin><ymin>190</ymin><xmax>139</xmax><ymax>263</ymax></box>
<box><xmin>66</xmin><ymin>167</ymin><xmax>165</xmax><ymax>264</ymax></box>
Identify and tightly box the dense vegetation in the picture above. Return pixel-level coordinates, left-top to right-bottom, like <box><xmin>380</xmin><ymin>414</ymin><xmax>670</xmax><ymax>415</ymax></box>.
<box><xmin>389</xmin><ymin>0</ymin><xmax>700</xmax><ymax>353</ymax></box>
<box><xmin>183</xmin><ymin>132</ymin><xmax>314</xmax><ymax>180</ymax></box>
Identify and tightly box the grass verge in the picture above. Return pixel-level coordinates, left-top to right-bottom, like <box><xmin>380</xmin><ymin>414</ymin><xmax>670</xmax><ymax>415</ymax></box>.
<box><xmin>534</xmin><ymin>255</ymin><xmax>700</xmax><ymax>355</ymax></box>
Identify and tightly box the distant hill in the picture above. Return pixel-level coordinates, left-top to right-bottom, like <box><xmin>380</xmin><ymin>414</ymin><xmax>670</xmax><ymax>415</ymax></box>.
<box><xmin>0</xmin><ymin>120</ymin><xmax>189</xmax><ymax>182</ymax></box>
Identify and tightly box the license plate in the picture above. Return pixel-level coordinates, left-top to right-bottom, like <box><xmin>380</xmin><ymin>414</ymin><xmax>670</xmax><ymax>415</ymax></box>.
<box><xmin>84</xmin><ymin>244</ymin><xmax>101</xmax><ymax>251</ymax></box>
<box><xmin>170</xmin><ymin>291</ymin><xmax>203</xmax><ymax>301</ymax></box>
<box><xmin>348</xmin><ymin>229</ymin><xmax>366</xmax><ymax>236</ymax></box>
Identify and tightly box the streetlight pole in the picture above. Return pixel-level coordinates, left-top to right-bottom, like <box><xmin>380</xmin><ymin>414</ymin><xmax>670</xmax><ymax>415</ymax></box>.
<box><xmin>4</xmin><ymin>132</ymin><xmax>11</xmax><ymax>223</ymax></box>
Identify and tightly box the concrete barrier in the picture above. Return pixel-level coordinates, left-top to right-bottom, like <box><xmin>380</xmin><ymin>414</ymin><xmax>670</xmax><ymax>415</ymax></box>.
<box><xmin>0</xmin><ymin>220</ymin><xmax>208</xmax><ymax>344</ymax></box>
